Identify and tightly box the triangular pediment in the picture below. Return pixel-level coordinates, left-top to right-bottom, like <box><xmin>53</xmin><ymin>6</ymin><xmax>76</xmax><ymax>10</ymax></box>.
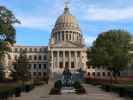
<box><xmin>50</xmin><ymin>41</ymin><xmax>83</xmax><ymax>48</ymax></box>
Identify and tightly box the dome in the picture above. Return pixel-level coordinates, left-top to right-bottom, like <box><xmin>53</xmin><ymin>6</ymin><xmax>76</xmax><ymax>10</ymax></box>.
<box><xmin>49</xmin><ymin>4</ymin><xmax>85</xmax><ymax>47</ymax></box>
<box><xmin>52</xmin><ymin>7</ymin><xmax>81</xmax><ymax>32</ymax></box>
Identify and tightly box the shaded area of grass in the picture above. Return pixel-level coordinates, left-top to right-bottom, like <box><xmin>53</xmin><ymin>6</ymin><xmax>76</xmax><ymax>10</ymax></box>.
<box><xmin>85</xmin><ymin>78</ymin><xmax>133</xmax><ymax>99</ymax></box>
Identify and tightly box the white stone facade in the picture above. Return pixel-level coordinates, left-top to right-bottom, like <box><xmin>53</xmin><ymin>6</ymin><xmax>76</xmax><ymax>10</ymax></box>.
<box><xmin>10</xmin><ymin>46</ymin><xmax>49</xmax><ymax>79</ymax></box>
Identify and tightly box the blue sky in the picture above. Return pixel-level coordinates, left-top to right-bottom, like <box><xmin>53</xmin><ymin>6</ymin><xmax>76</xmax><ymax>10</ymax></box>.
<box><xmin>0</xmin><ymin>0</ymin><xmax>133</xmax><ymax>46</ymax></box>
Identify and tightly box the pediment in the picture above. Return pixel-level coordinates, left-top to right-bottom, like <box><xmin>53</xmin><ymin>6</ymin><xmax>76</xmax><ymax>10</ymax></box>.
<box><xmin>51</xmin><ymin>41</ymin><xmax>83</xmax><ymax>48</ymax></box>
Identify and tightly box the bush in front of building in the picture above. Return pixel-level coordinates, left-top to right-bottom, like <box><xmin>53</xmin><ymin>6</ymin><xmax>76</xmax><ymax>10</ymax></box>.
<box><xmin>73</xmin><ymin>81</ymin><xmax>86</xmax><ymax>94</ymax></box>
<box><xmin>101</xmin><ymin>84</ymin><xmax>133</xmax><ymax>98</ymax></box>
<box><xmin>49</xmin><ymin>80</ymin><xmax>62</xmax><ymax>95</ymax></box>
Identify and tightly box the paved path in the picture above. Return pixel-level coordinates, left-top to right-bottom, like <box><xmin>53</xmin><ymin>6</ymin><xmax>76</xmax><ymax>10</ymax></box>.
<box><xmin>14</xmin><ymin>82</ymin><xmax>128</xmax><ymax>100</ymax></box>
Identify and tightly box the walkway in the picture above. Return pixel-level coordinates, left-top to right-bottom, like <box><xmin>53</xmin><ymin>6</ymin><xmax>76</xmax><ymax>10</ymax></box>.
<box><xmin>14</xmin><ymin>82</ymin><xmax>128</xmax><ymax>100</ymax></box>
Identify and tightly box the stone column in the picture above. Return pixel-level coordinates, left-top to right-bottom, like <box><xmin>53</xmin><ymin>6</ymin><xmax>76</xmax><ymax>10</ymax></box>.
<box><xmin>57</xmin><ymin>51</ymin><xmax>59</xmax><ymax>69</ymax></box>
<box><xmin>69</xmin><ymin>51</ymin><xmax>71</xmax><ymax>69</ymax></box>
<box><xmin>75</xmin><ymin>51</ymin><xmax>78</xmax><ymax>69</ymax></box>
<box><xmin>60</xmin><ymin>32</ymin><xmax>62</xmax><ymax>41</ymax></box>
<box><xmin>63</xmin><ymin>51</ymin><xmax>65</xmax><ymax>68</ymax></box>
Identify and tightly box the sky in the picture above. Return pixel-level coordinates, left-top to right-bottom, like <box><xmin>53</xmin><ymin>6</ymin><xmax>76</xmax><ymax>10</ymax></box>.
<box><xmin>0</xmin><ymin>0</ymin><xmax>133</xmax><ymax>46</ymax></box>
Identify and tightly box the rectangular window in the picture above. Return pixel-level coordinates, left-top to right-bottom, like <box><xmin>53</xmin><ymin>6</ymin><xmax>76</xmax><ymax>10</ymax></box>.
<box><xmin>39</xmin><ymin>56</ymin><xmax>42</xmax><ymax>60</ymax></box>
<box><xmin>43</xmin><ymin>64</ymin><xmax>46</xmax><ymax>69</ymax></box>
<box><xmin>39</xmin><ymin>64</ymin><xmax>41</xmax><ymax>69</ymax></box>
<box><xmin>71</xmin><ymin>62</ymin><xmax>75</xmax><ymax>68</ymax></box>
<box><xmin>34</xmin><ymin>64</ymin><xmax>36</xmax><ymax>69</ymax></box>
<box><xmin>59</xmin><ymin>62</ymin><xmax>63</xmax><ymax>68</ymax></box>
<box><xmin>43</xmin><ymin>55</ymin><xmax>47</xmax><ymax>60</ymax></box>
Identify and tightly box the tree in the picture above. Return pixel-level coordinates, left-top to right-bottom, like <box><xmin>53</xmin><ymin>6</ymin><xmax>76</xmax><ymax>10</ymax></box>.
<box><xmin>0</xmin><ymin>6</ymin><xmax>20</xmax><ymax>80</ymax></box>
<box><xmin>11</xmin><ymin>50</ymin><xmax>31</xmax><ymax>82</ymax></box>
<box><xmin>88</xmin><ymin>29</ymin><xmax>132</xmax><ymax>79</ymax></box>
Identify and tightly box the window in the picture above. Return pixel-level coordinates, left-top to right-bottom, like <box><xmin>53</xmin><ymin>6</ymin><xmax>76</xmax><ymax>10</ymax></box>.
<box><xmin>29</xmin><ymin>48</ymin><xmax>32</xmax><ymax>52</ymax></box>
<box><xmin>43</xmin><ymin>64</ymin><xmax>46</xmax><ymax>69</ymax></box>
<box><xmin>92</xmin><ymin>72</ymin><xmax>95</xmax><ymax>76</ymax></box>
<box><xmin>97</xmin><ymin>72</ymin><xmax>100</xmax><ymax>76</ymax></box>
<box><xmin>15</xmin><ymin>48</ymin><xmax>18</xmax><ymax>52</ymax></box>
<box><xmin>66</xmin><ymin>34</ymin><xmax>68</xmax><ymax>40</ymax></box>
<box><xmin>39</xmin><ymin>64</ymin><xmax>41</xmax><ymax>69</ymax></box>
<box><xmin>88</xmin><ymin>66</ymin><xmax>90</xmax><ymax>69</ymax></box>
<box><xmin>34</xmin><ymin>48</ymin><xmax>37</xmax><ymax>52</ymax></box>
<box><xmin>28</xmin><ymin>64</ymin><xmax>31</xmax><ymax>69</ymax></box>
<box><xmin>34</xmin><ymin>55</ymin><xmax>37</xmax><ymax>60</ymax></box>
<box><xmin>29</xmin><ymin>55</ymin><xmax>32</xmax><ymax>60</ymax></box>
<box><xmin>20</xmin><ymin>48</ymin><xmax>23</xmax><ymax>52</ymax></box>
<box><xmin>43</xmin><ymin>55</ymin><xmax>47</xmax><ymax>60</ymax></box>
<box><xmin>59</xmin><ymin>62</ymin><xmax>63</xmax><ymax>68</ymax></box>
<box><xmin>77</xmin><ymin>51</ymin><xmax>80</xmax><ymax>57</ymax></box>
<box><xmin>103</xmin><ymin>72</ymin><xmax>106</xmax><ymax>76</ymax></box>
<box><xmin>69</xmin><ymin>34</ymin><xmax>71</xmax><ymax>40</ymax></box>
<box><xmin>39</xmin><ymin>55</ymin><xmax>42</xmax><ymax>60</ymax></box>
<box><xmin>88</xmin><ymin>72</ymin><xmax>90</xmax><ymax>76</ymax></box>
<box><xmin>71</xmin><ymin>62</ymin><xmax>75</xmax><ymax>68</ymax></box>
<box><xmin>25</xmin><ymin>48</ymin><xmax>27</xmax><ymax>52</ymax></box>
<box><xmin>43</xmin><ymin>72</ymin><xmax>46</xmax><ymax>76</ymax></box>
<box><xmin>108</xmin><ymin>72</ymin><xmax>111</xmax><ymax>76</ymax></box>
<box><xmin>15</xmin><ymin>55</ymin><xmax>17</xmax><ymax>60</ymax></box>
<box><xmin>34</xmin><ymin>64</ymin><xmax>36</xmax><ymax>69</ymax></box>
<box><xmin>92</xmin><ymin>66</ymin><xmax>95</xmax><ymax>69</ymax></box>
<box><xmin>40</xmin><ymin>48</ymin><xmax>42</xmax><ymax>52</ymax></box>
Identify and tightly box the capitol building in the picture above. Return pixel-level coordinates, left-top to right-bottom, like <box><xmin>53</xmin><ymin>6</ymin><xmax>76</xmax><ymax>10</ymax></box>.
<box><xmin>6</xmin><ymin>3</ymin><xmax>111</xmax><ymax>79</ymax></box>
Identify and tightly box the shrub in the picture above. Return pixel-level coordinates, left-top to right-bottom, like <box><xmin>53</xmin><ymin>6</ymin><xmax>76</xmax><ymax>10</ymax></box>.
<box><xmin>73</xmin><ymin>81</ymin><xmax>86</xmax><ymax>94</ymax></box>
<box><xmin>54</xmin><ymin>80</ymin><xmax>62</xmax><ymax>89</ymax></box>
<box><xmin>73</xmin><ymin>81</ymin><xmax>81</xmax><ymax>89</ymax></box>
<box><xmin>75</xmin><ymin>86</ymin><xmax>86</xmax><ymax>94</ymax></box>
<box><xmin>24</xmin><ymin>84</ymin><xmax>34</xmax><ymax>92</ymax></box>
<box><xmin>14</xmin><ymin>87</ymin><xmax>21</xmax><ymax>97</ymax></box>
<box><xmin>49</xmin><ymin>88</ymin><xmax>61</xmax><ymax>95</ymax></box>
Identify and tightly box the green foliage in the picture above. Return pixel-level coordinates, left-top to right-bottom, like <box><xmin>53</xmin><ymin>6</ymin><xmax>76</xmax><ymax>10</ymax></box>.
<box><xmin>88</xmin><ymin>29</ymin><xmax>132</xmax><ymax>77</ymax></box>
<box><xmin>73</xmin><ymin>81</ymin><xmax>81</xmax><ymax>89</ymax></box>
<box><xmin>0</xmin><ymin>6</ymin><xmax>20</xmax><ymax>80</ymax></box>
<box><xmin>49</xmin><ymin>80</ymin><xmax>62</xmax><ymax>95</ymax></box>
<box><xmin>11</xmin><ymin>50</ymin><xmax>31</xmax><ymax>81</ymax></box>
<box><xmin>73</xmin><ymin>81</ymin><xmax>86</xmax><ymax>94</ymax></box>
<box><xmin>54</xmin><ymin>80</ymin><xmax>62</xmax><ymax>89</ymax></box>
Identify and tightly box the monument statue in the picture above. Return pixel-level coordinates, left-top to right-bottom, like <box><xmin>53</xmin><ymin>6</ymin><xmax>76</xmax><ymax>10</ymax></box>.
<box><xmin>62</xmin><ymin>67</ymin><xmax>72</xmax><ymax>87</ymax></box>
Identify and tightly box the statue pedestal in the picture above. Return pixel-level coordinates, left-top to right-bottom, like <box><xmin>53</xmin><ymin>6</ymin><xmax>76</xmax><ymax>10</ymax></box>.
<box><xmin>61</xmin><ymin>87</ymin><xmax>75</xmax><ymax>94</ymax></box>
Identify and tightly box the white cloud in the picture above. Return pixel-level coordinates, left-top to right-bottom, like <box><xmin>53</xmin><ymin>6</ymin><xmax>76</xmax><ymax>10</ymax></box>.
<box><xmin>15</xmin><ymin>16</ymin><xmax>54</xmax><ymax>31</ymax></box>
<box><xmin>85</xmin><ymin>7</ymin><xmax>133</xmax><ymax>21</ymax></box>
<box><xmin>84</xmin><ymin>36</ymin><xmax>96</xmax><ymax>47</ymax></box>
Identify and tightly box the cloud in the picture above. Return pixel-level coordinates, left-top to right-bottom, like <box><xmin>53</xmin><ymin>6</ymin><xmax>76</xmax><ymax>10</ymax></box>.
<box><xmin>15</xmin><ymin>16</ymin><xmax>52</xmax><ymax>30</ymax></box>
<box><xmin>84</xmin><ymin>36</ymin><xmax>96</xmax><ymax>47</ymax></box>
<box><xmin>85</xmin><ymin>7</ymin><xmax>133</xmax><ymax>21</ymax></box>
